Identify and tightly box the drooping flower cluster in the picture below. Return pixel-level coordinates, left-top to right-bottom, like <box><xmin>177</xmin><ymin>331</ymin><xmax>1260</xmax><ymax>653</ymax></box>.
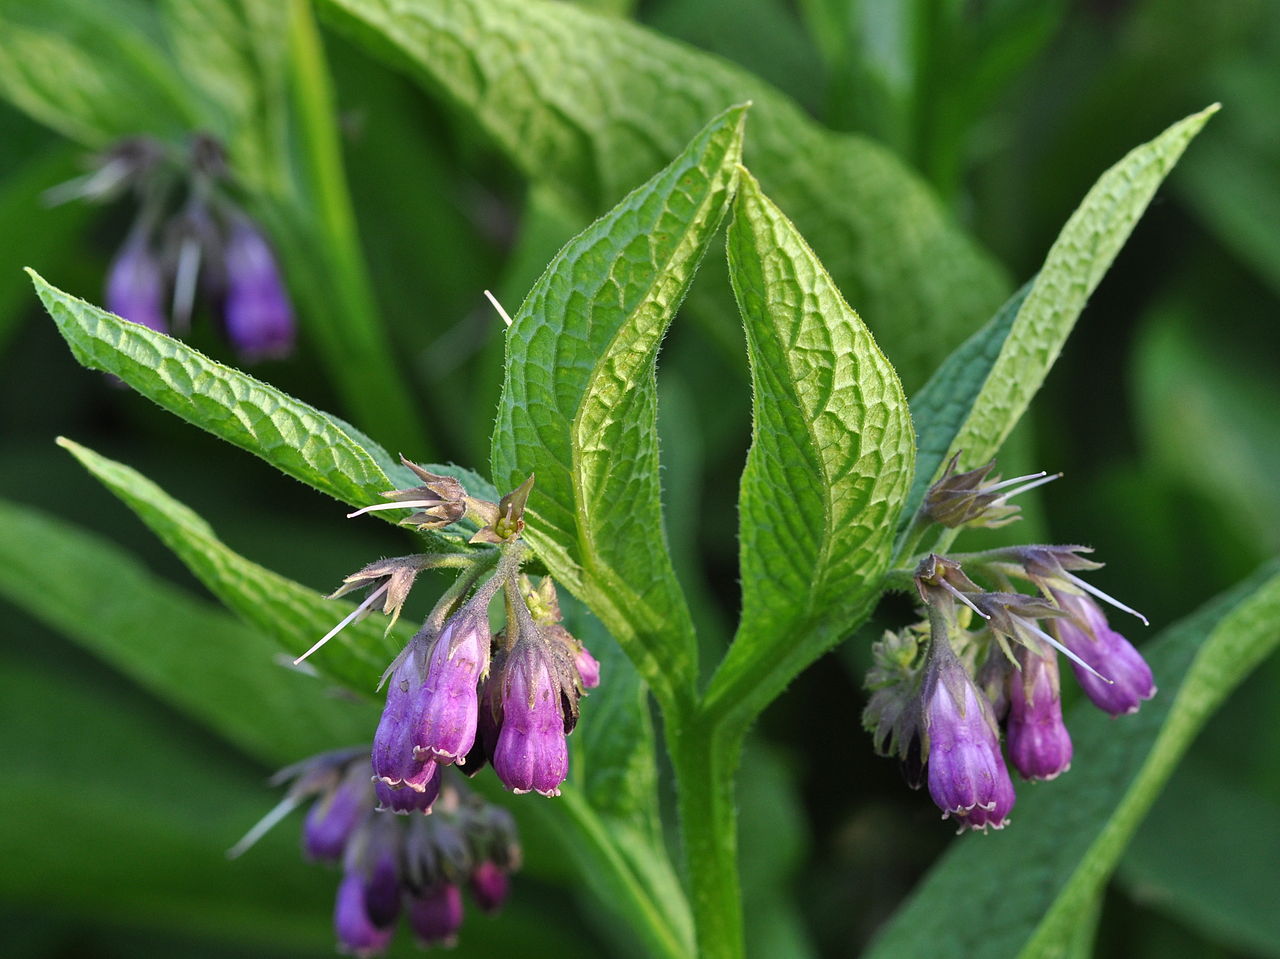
<box><xmin>231</xmin><ymin>748</ymin><xmax>520</xmax><ymax>956</ymax></box>
<box><xmin>301</xmin><ymin>465</ymin><xmax>601</xmax><ymax>803</ymax></box>
<box><xmin>50</xmin><ymin>134</ymin><xmax>294</xmax><ymax>361</ymax></box>
<box><xmin>864</xmin><ymin>459</ymin><xmax>1154</xmax><ymax>832</ymax></box>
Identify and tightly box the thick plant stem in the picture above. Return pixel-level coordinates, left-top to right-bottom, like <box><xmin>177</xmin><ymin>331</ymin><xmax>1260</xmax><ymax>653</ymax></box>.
<box><xmin>669</xmin><ymin>712</ymin><xmax>748</xmax><ymax>959</ymax></box>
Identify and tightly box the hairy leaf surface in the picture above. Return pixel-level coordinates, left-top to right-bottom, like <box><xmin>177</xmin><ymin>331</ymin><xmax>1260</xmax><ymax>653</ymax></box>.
<box><xmin>491</xmin><ymin>107</ymin><xmax>745</xmax><ymax>705</ymax></box>
<box><xmin>708</xmin><ymin>170</ymin><xmax>913</xmax><ymax>722</ymax></box>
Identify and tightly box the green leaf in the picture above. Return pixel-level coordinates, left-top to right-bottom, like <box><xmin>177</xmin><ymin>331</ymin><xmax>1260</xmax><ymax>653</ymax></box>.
<box><xmin>316</xmin><ymin>0</ymin><xmax>1009</xmax><ymax>388</ymax></box>
<box><xmin>1118</xmin><ymin>757</ymin><xmax>1280</xmax><ymax>959</ymax></box>
<box><xmin>58</xmin><ymin>437</ymin><xmax>403</xmax><ymax>692</ymax></box>
<box><xmin>921</xmin><ymin>106</ymin><xmax>1217</xmax><ymax>490</ymax></box>
<box><xmin>866</xmin><ymin>559</ymin><xmax>1280</xmax><ymax>959</ymax></box>
<box><xmin>30</xmin><ymin>270</ymin><xmax>470</xmax><ymax>549</ymax></box>
<box><xmin>0</xmin><ymin>0</ymin><xmax>197</xmax><ymax>145</ymax></box>
<box><xmin>491</xmin><ymin>106</ymin><xmax>746</xmax><ymax>707</ymax></box>
<box><xmin>706</xmin><ymin>169</ymin><xmax>913</xmax><ymax>723</ymax></box>
<box><xmin>0</xmin><ymin>497</ymin><xmax>374</xmax><ymax>766</ymax></box>
<box><xmin>897</xmin><ymin>280</ymin><xmax>1031</xmax><ymax>536</ymax></box>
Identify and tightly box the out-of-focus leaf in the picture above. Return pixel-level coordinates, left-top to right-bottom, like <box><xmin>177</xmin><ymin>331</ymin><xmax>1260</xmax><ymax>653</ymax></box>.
<box><xmin>708</xmin><ymin>170</ymin><xmax>912</xmax><ymax>723</ymax></box>
<box><xmin>867</xmin><ymin>559</ymin><xmax>1280</xmax><ymax>958</ymax></box>
<box><xmin>0</xmin><ymin>497</ymin><xmax>373</xmax><ymax>765</ymax></box>
<box><xmin>1134</xmin><ymin>309</ymin><xmax>1280</xmax><ymax>554</ymax></box>
<box><xmin>316</xmin><ymin>0</ymin><xmax>1009</xmax><ymax>388</ymax></box>
<box><xmin>0</xmin><ymin>0</ymin><xmax>196</xmax><ymax>145</ymax></box>
<box><xmin>0</xmin><ymin>142</ymin><xmax>91</xmax><ymax>354</ymax></box>
<box><xmin>31</xmin><ymin>271</ymin><xmax>469</xmax><ymax>551</ymax></box>
<box><xmin>910</xmin><ymin>106</ymin><xmax>1216</xmax><ymax>506</ymax></box>
<box><xmin>1118</xmin><ymin>757</ymin><xmax>1280</xmax><ymax>959</ymax></box>
<box><xmin>59</xmin><ymin>437</ymin><xmax>403</xmax><ymax>692</ymax></box>
<box><xmin>491</xmin><ymin>107</ymin><xmax>745</xmax><ymax>708</ymax></box>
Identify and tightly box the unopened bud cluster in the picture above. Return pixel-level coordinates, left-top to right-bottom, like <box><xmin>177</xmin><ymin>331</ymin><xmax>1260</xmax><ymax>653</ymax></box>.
<box><xmin>52</xmin><ymin>134</ymin><xmax>294</xmax><ymax>361</ymax></box>
<box><xmin>865</xmin><ymin>457</ymin><xmax>1154</xmax><ymax>833</ymax></box>
<box><xmin>236</xmin><ymin>464</ymin><xmax>598</xmax><ymax>949</ymax></box>
<box><xmin>235</xmin><ymin>748</ymin><xmax>519</xmax><ymax>956</ymax></box>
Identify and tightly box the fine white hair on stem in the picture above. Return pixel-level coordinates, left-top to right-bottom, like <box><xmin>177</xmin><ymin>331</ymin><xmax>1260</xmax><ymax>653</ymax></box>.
<box><xmin>293</xmin><ymin>581</ymin><xmax>390</xmax><ymax>665</ymax></box>
<box><xmin>484</xmin><ymin>289</ymin><xmax>514</xmax><ymax>328</ymax></box>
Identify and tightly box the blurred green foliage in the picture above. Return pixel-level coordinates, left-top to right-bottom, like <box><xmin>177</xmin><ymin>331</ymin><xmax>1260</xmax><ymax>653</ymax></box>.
<box><xmin>1</xmin><ymin>0</ymin><xmax>1277</xmax><ymax>956</ymax></box>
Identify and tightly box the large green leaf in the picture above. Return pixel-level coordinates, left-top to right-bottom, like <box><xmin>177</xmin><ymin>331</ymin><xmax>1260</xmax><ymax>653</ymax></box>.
<box><xmin>316</xmin><ymin>0</ymin><xmax>1008</xmax><ymax>388</ymax></box>
<box><xmin>706</xmin><ymin>170</ymin><xmax>913</xmax><ymax>723</ymax></box>
<box><xmin>0</xmin><ymin>0</ymin><xmax>197</xmax><ymax>145</ymax></box>
<box><xmin>915</xmin><ymin>106</ymin><xmax>1216</xmax><ymax>494</ymax></box>
<box><xmin>59</xmin><ymin>437</ymin><xmax>403</xmax><ymax>692</ymax></box>
<box><xmin>491</xmin><ymin>106</ymin><xmax>745</xmax><ymax>708</ymax></box>
<box><xmin>1118</xmin><ymin>757</ymin><xmax>1280</xmax><ymax>959</ymax></box>
<box><xmin>31</xmin><ymin>271</ymin><xmax>469</xmax><ymax>550</ymax></box>
<box><xmin>867</xmin><ymin>559</ymin><xmax>1280</xmax><ymax>959</ymax></box>
<box><xmin>0</xmin><ymin>497</ymin><xmax>373</xmax><ymax>765</ymax></box>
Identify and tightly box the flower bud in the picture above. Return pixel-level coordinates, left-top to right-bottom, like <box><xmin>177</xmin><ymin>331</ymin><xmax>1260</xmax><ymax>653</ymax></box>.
<box><xmin>343</xmin><ymin>814</ymin><xmax>402</xmax><ymax>930</ymax></box>
<box><xmin>407</xmin><ymin>883</ymin><xmax>464</xmax><ymax>948</ymax></box>
<box><xmin>493</xmin><ymin>644</ymin><xmax>570</xmax><ymax>797</ymax></box>
<box><xmin>923</xmin><ymin>651</ymin><xmax>1015</xmax><ymax>831</ymax></box>
<box><xmin>106</xmin><ymin>236</ymin><xmax>169</xmax><ymax>333</ymax></box>
<box><xmin>333</xmin><ymin>871</ymin><xmax>394</xmax><ymax>957</ymax></box>
<box><xmin>222</xmin><ymin>218</ymin><xmax>295</xmax><ymax>361</ymax></box>
<box><xmin>414</xmin><ymin>610</ymin><xmax>491</xmax><ymax>765</ymax></box>
<box><xmin>574</xmin><ymin>643</ymin><xmax>601</xmax><ymax>690</ymax></box>
<box><xmin>469</xmin><ymin>860</ymin><xmax>509</xmax><ymax>914</ymax></box>
<box><xmin>1052</xmin><ymin>590</ymin><xmax>1156</xmax><ymax>716</ymax></box>
<box><xmin>1006</xmin><ymin>644</ymin><xmax>1073</xmax><ymax>780</ymax></box>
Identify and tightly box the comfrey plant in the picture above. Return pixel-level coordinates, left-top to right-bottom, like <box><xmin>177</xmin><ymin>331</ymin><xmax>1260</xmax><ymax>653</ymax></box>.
<box><xmin>50</xmin><ymin>134</ymin><xmax>295</xmax><ymax>360</ymax></box>
<box><xmin>31</xmin><ymin>98</ymin><xmax>1246</xmax><ymax>959</ymax></box>
<box><xmin>865</xmin><ymin>458</ymin><xmax>1155</xmax><ymax>832</ymax></box>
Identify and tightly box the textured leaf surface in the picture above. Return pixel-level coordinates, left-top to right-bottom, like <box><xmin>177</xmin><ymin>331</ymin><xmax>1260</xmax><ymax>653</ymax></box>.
<box><xmin>708</xmin><ymin>170</ymin><xmax>913</xmax><ymax>721</ymax></box>
<box><xmin>31</xmin><ymin>271</ymin><xmax>470</xmax><ymax>548</ymax></box>
<box><xmin>0</xmin><ymin>497</ymin><xmax>373</xmax><ymax>765</ymax></box>
<box><xmin>933</xmin><ymin>106</ymin><xmax>1216</xmax><ymax>481</ymax></box>
<box><xmin>60</xmin><ymin>438</ymin><xmax>404</xmax><ymax>692</ymax></box>
<box><xmin>867</xmin><ymin>560</ymin><xmax>1280</xmax><ymax>959</ymax></box>
<box><xmin>317</xmin><ymin>0</ymin><xmax>1008</xmax><ymax>388</ymax></box>
<box><xmin>897</xmin><ymin>280</ymin><xmax>1031</xmax><ymax>535</ymax></box>
<box><xmin>491</xmin><ymin>107</ymin><xmax>744</xmax><ymax>706</ymax></box>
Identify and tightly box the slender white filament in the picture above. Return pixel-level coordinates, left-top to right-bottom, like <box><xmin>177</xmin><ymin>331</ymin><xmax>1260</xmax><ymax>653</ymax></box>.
<box><xmin>226</xmin><ymin>795</ymin><xmax>301</xmax><ymax>859</ymax></box>
<box><xmin>346</xmin><ymin>499</ymin><xmax>440</xmax><ymax>519</ymax></box>
<box><xmin>1066</xmin><ymin>572</ymin><xmax>1149</xmax><ymax>626</ymax></box>
<box><xmin>292</xmin><ymin>582</ymin><xmax>390</xmax><ymax>665</ymax></box>
<box><xmin>484</xmin><ymin>289</ymin><xmax>514</xmax><ymax>328</ymax></box>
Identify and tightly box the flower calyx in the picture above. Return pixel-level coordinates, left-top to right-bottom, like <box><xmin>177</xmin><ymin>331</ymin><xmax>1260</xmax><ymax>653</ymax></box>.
<box><xmin>923</xmin><ymin>452</ymin><xmax>1060</xmax><ymax>530</ymax></box>
<box><xmin>469</xmin><ymin>474</ymin><xmax>535</xmax><ymax>544</ymax></box>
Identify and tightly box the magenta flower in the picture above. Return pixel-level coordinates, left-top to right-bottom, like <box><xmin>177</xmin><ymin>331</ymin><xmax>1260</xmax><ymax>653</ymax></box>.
<box><xmin>1006</xmin><ymin>644</ymin><xmax>1073</xmax><ymax>781</ymax></box>
<box><xmin>493</xmin><ymin>643</ymin><xmax>570</xmax><ymax>797</ymax></box>
<box><xmin>222</xmin><ymin>218</ymin><xmax>295</xmax><ymax>361</ymax></box>
<box><xmin>407</xmin><ymin>883</ymin><xmax>464</xmax><ymax>948</ymax></box>
<box><xmin>414</xmin><ymin>610</ymin><xmax>492</xmax><ymax>765</ymax></box>
<box><xmin>333</xmin><ymin>871</ymin><xmax>394</xmax><ymax>957</ymax></box>
<box><xmin>1052</xmin><ymin>590</ymin><xmax>1156</xmax><ymax>716</ymax></box>
<box><xmin>105</xmin><ymin>236</ymin><xmax>168</xmax><ymax>333</ymax></box>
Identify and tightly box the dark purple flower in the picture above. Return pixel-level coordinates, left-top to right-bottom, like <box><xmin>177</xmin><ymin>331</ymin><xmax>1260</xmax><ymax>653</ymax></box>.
<box><xmin>1006</xmin><ymin>644</ymin><xmax>1073</xmax><ymax>781</ymax></box>
<box><xmin>924</xmin><ymin>653</ymin><xmax>1015</xmax><ymax>832</ymax></box>
<box><xmin>575</xmin><ymin>644</ymin><xmax>600</xmax><ymax>690</ymax></box>
<box><xmin>493</xmin><ymin>645</ymin><xmax>569</xmax><ymax>797</ymax></box>
<box><xmin>333</xmin><ymin>871</ymin><xmax>394</xmax><ymax>957</ymax></box>
<box><xmin>344</xmin><ymin>814</ymin><xmax>402</xmax><ymax>930</ymax></box>
<box><xmin>414</xmin><ymin>611</ymin><xmax>491</xmax><ymax>765</ymax></box>
<box><xmin>371</xmin><ymin>637</ymin><xmax>437</xmax><ymax>791</ymax></box>
<box><xmin>1052</xmin><ymin>590</ymin><xmax>1156</xmax><ymax>716</ymax></box>
<box><xmin>106</xmin><ymin>236</ymin><xmax>168</xmax><ymax>333</ymax></box>
<box><xmin>373</xmin><ymin>778</ymin><xmax>438</xmax><ymax>815</ymax></box>
<box><xmin>222</xmin><ymin>218</ymin><xmax>294</xmax><ymax>361</ymax></box>
<box><xmin>303</xmin><ymin>763</ymin><xmax>372</xmax><ymax>861</ymax></box>
<box><xmin>469</xmin><ymin>860</ymin><xmax>509</xmax><ymax>914</ymax></box>
<box><xmin>407</xmin><ymin>882</ymin><xmax>464</xmax><ymax>948</ymax></box>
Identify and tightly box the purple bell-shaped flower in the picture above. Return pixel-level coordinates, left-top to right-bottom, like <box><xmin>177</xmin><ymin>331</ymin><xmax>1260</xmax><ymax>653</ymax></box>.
<box><xmin>1052</xmin><ymin>590</ymin><xmax>1156</xmax><ymax>716</ymax></box>
<box><xmin>1006</xmin><ymin>643</ymin><xmax>1073</xmax><ymax>781</ymax></box>
<box><xmin>407</xmin><ymin>883</ymin><xmax>464</xmax><ymax>948</ymax></box>
<box><xmin>414</xmin><ymin>609</ymin><xmax>492</xmax><ymax>765</ymax></box>
<box><xmin>222</xmin><ymin>217</ymin><xmax>295</xmax><ymax>361</ymax></box>
<box><xmin>105</xmin><ymin>234</ymin><xmax>168</xmax><ymax>333</ymax></box>
<box><xmin>923</xmin><ymin>648</ymin><xmax>1016</xmax><ymax>832</ymax></box>
<box><xmin>333</xmin><ymin>871</ymin><xmax>394</xmax><ymax>958</ymax></box>
<box><xmin>493</xmin><ymin>643</ymin><xmax>570</xmax><ymax>797</ymax></box>
<box><xmin>303</xmin><ymin>761</ymin><xmax>374</xmax><ymax>862</ymax></box>
<box><xmin>371</xmin><ymin>637</ymin><xmax>437</xmax><ymax>792</ymax></box>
